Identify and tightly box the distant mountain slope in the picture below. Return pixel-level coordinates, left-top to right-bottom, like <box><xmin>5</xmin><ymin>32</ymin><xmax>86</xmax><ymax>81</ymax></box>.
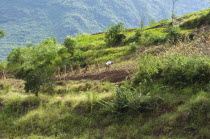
<box><xmin>0</xmin><ymin>0</ymin><xmax>209</xmax><ymax>61</ymax></box>
<box><xmin>0</xmin><ymin>0</ymin><xmax>208</xmax><ymax>43</ymax></box>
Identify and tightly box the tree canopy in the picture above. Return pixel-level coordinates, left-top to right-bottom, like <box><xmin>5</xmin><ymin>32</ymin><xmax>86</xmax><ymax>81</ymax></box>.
<box><xmin>105</xmin><ymin>23</ymin><xmax>126</xmax><ymax>47</ymax></box>
<box><xmin>7</xmin><ymin>38</ymin><xmax>70</xmax><ymax>96</ymax></box>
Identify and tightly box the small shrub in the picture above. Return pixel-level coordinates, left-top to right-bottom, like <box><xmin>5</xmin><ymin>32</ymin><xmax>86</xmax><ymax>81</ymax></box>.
<box><xmin>147</xmin><ymin>35</ymin><xmax>167</xmax><ymax>45</ymax></box>
<box><xmin>128</xmin><ymin>42</ymin><xmax>137</xmax><ymax>53</ymax></box>
<box><xmin>86</xmin><ymin>92</ymin><xmax>99</xmax><ymax>113</ymax></box>
<box><xmin>133</xmin><ymin>55</ymin><xmax>163</xmax><ymax>85</ymax></box>
<box><xmin>188</xmin><ymin>33</ymin><xmax>195</xmax><ymax>41</ymax></box>
<box><xmin>125</xmin><ymin>29</ymin><xmax>142</xmax><ymax>44</ymax></box>
<box><xmin>64</xmin><ymin>36</ymin><xmax>76</xmax><ymax>55</ymax></box>
<box><xmin>1</xmin><ymin>84</ymin><xmax>11</xmax><ymax>93</ymax></box>
<box><xmin>149</xmin><ymin>19</ymin><xmax>157</xmax><ymax>26</ymax></box>
<box><xmin>166</xmin><ymin>26</ymin><xmax>181</xmax><ymax>44</ymax></box>
<box><xmin>113</xmin><ymin>86</ymin><xmax>163</xmax><ymax>113</ymax></box>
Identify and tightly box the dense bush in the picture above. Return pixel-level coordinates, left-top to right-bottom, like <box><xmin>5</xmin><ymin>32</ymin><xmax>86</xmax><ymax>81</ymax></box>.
<box><xmin>105</xmin><ymin>22</ymin><xmax>126</xmax><ymax>47</ymax></box>
<box><xmin>147</xmin><ymin>35</ymin><xmax>167</xmax><ymax>45</ymax></box>
<box><xmin>166</xmin><ymin>26</ymin><xmax>181</xmax><ymax>44</ymax></box>
<box><xmin>0</xmin><ymin>61</ymin><xmax>7</xmax><ymax>71</ymax></box>
<box><xmin>125</xmin><ymin>29</ymin><xmax>142</xmax><ymax>44</ymax></box>
<box><xmin>7</xmin><ymin>47</ymin><xmax>30</xmax><ymax>78</ymax></box>
<box><xmin>162</xmin><ymin>56</ymin><xmax>210</xmax><ymax>86</ymax></box>
<box><xmin>128</xmin><ymin>42</ymin><xmax>137</xmax><ymax>53</ymax></box>
<box><xmin>24</xmin><ymin>65</ymin><xmax>56</xmax><ymax>96</ymax></box>
<box><xmin>133</xmin><ymin>55</ymin><xmax>210</xmax><ymax>87</ymax></box>
<box><xmin>64</xmin><ymin>36</ymin><xmax>76</xmax><ymax>55</ymax></box>
<box><xmin>7</xmin><ymin>38</ymin><xmax>71</xmax><ymax>96</ymax></box>
<box><xmin>70</xmin><ymin>49</ymin><xmax>86</xmax><ymax>65</ymax></box>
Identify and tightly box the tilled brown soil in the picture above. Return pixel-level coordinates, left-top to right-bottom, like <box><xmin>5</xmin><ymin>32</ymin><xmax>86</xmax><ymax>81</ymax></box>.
<box><xmin>64</xmin><ymin>69</ymin><xmax>132</xmax><ymax>83</ymax></box>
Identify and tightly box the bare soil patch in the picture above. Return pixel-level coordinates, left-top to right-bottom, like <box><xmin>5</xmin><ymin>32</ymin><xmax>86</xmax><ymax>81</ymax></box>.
<box><xmin>64</xmin><ymin>69</ymin><xmax>132</xmax><ymax>83</ymax></box>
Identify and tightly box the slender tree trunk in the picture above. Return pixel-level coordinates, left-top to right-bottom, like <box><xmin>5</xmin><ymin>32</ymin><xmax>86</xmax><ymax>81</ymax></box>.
<box><xmin>172</xmin><ymin>0</ymin><xmax>178</xmax><ymax>25</ymax></box>
<box><xmin>172</xmin><ymin>0</ymin><xmax>175</xmax><ymax>25</ymax></box>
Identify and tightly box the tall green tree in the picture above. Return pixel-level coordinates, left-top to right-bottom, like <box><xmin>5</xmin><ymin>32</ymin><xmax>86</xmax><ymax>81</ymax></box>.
<box><xmin>24</xmin><ymin>64</ymin><xmax>56</xmax><ymax>96</ymax></box>
<box><xmin>24</xmin><ymin>38</ymin><xmax>62</xmax><ymax>96</ymax></box>
<box><xmin>105</xmin><ymin>22</ymin><xmax>126</xmax><ymax>47</ymax></box>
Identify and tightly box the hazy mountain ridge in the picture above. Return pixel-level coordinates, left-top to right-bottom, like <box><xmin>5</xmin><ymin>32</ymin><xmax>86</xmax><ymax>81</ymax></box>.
<box><xmin>0</xmin><ymin>0</ymin><xmax>209</xmax><ymax>46</ymax></box>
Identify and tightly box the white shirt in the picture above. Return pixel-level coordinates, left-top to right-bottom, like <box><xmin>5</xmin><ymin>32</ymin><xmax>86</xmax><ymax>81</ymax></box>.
<box><xmin>106</xmin><ymin>61</ymin><xmax>112</xmax><ymax>66</ymax></box>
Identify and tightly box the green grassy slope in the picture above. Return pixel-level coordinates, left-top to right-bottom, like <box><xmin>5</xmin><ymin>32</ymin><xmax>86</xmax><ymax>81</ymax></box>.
<box><xmin>0</xmin><ymin>8</ymin><xmax>210</xmax><ymax>138</ymax></box>
<box><xmin>1</xmin><ymin>54</ymin><xmax>210</xmax><ymax>138</ymax></box>
<box><xmin>71</xmin><ymin>9</ymin><xmax>210</xmax><ymax>64</ymax></box>
<box><xmin>1</xmin><ymin>8</ymin><xmax>209</xmax><ymax>63</ymax></box>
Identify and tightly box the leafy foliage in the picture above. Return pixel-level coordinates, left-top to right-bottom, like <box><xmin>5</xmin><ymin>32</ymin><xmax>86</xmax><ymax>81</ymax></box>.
<box><xmin>7</xmin><ymin>38</ymin><xmax>70</xmax><ymax>95</ymax></box>
<box><xmin>166</xmin><ymin>26</ymin><xmax>181</xmax><ymax>43</ymax></box>
<box><xmin>24</xmin><ymin>65</ymin><xmax>56</xmax><ymax>96</ymax></box>
<box><xmin>113</xmin><ymin>86</ymin><xmax>162</xmax><ymax>113</ymax></box>
<box><xmin>133</xmin><ymin>55</ymin><xmax>210</xmax><ymax>87</ymax></box>
<box><xmin>149</xmin><ymin>19</ymin><xmax>157</xmax><ymax>26</ymax></box>
<box><xmin>125</xmin><ymin>29</ymin><xmax>142</xmax><ymax>44</ymax></box>
<box><xmin>105</xmin><ymin>23</ymin><xmax>126</xmax><ymax>47</ymax></box>
<box><xmin>64</xmin><ymin>36</ymin><xmax>76</xmax><ymax>55</ymax></box>
<box><xmin>0</xmin><ymin>61</ymin><xmax>7</xmax><ymax>71</ymax></box>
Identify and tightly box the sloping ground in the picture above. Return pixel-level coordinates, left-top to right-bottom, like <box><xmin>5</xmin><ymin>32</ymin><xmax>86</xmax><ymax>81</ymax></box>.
<box><xmin>0</xmin><ymin>35</ymin><xmax>209</xmax><ymax>139</ymax></box>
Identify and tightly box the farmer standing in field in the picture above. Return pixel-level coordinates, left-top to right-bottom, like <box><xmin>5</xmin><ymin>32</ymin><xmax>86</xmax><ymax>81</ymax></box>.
<box><xmin>105</xmin><ymin>61</ymin><xmax>113</xmax><ymax>71</ymax></box>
